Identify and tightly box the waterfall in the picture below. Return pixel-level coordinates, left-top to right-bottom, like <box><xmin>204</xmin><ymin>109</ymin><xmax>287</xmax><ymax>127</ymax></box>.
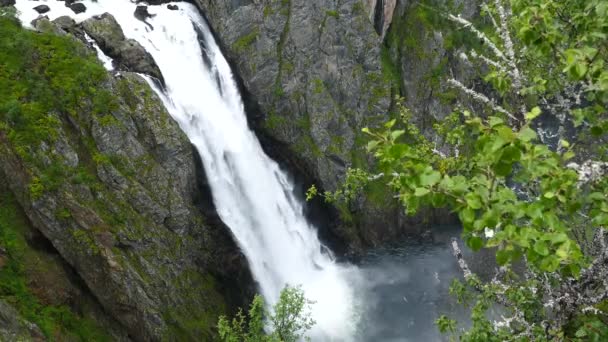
<box><xmin>15</xmin><ymin>1</ymin><xmax>359</xmax><ymax>339</ymax></box>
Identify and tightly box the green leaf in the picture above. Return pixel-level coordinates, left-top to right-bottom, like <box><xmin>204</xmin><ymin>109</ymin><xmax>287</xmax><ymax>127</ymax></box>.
<box><xmin>550</xmin><ymin>233</ymin><xmax>569</xmax><ymax>244</ymax></box>
<box><xmin>414</xmin><ymin>187</ymin><xmax>430</xmax><ymax>197</ymax></box>
<box><xmin>467</xmin><ymin>236</ymin><xmax>483</xmax><ymax>251</ymax></box>
<box><xmin>493</xmin><ymin>161</ymin><xmax>513</xmax><ymax>177</ymax></box>
<box><xmin>488</xmin><ymin>116</ymin><xmax>504</xmax><ymax>127</ymax></box>
<box><xmin>575</xmin><ymin>328</ymin><xmax>588</xmax><ymax>338</ymax></box>
<box><xmin>496</xmin><ymin>249</ymin><xmax>511</xmax><ymax>265</ymax></box>
<box><xmin>501</xmin><ymin>145</ymin><xmax>522</xmax><ymax>162</ymax></box>
<box><xmin>518</xmin><ymin>126</ymin><xmax>537</xmax><ymax>142</ymax></box>
<box><xmin>465</xmin><ymin>193</ymin><xmax>482</xmax><ymax>209</ymax></box>
<box><xmin>496</xmin><ymin>126</ymin><xmax>516</xmax><ymax>142</ymax></box>
<box><xmin>390</xmin><ymin>130</ymin><xmax>405</xmax><ymax>141</ymax></box>
<box><xmin>366</xmin><ymin>140</ymin><xmax>380</xmax><ymax>151</ymax></box>
<box><xmin>543</xmin><ymin>191</ymin><xmax>555</xmax><ymax>199</ymax></box>
<box><xmin>384</xmin><ymin>119</ymin><xmax>397</xmax><ymax>129</ymax></box>
<box><xmin>460</xmin><ymin>207</ymin><xmax>476</xmax><ymax>224</ymax></box>
<box><xmin>431</xmin><ymin>193</ymin><xmax>446</xmax><ymax>207</ymax></box>
<box><xmin>534</xmin><ymin>240</ymin><xmax>550</xmax><ymax>256</ymax></box>
<box><xmin>559</xmin><ymin>139</ymin><xmax>570</xmax><ymax>148</ymax></box>
<box><xmin>420</xmin><ymin>171</ymin><xmax>441</xmax><ymax>187</ymax></box>
<box><xmin>525</xmin><ymin>107</ymin><xmax>542</xmax><ymax>121</ymax></box>
<box><xmin>539</xmin><ymin>255</ymin><xmax>560</xmax><ymax>272</ymax></box>
<box><xmin>556</xmin><ymin>241</ymin><xmax>571</xmax><ymax>260</ymax></box>
<box><xmin>591</xmin><ymin>125</ymin><xmax>603</xmax><ymax>136</ymax></box>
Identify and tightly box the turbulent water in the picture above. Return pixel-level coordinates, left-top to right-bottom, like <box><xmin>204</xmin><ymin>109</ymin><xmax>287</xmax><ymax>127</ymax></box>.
<box><xmin>16</xmin><ymin>1</ymin><xmax>359</xmax><ymax>339</ymax></box>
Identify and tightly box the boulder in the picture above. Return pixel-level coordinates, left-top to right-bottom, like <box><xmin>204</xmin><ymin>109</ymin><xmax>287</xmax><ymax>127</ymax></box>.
<box><xmin>33</xmin><ymin>4</ymin><xmax>49</xmax><ymax>13</ymax></box>
<box><xmin>81</xmin><ymin>13</ymin><xmax>164</xmax><ymax>83</ymax></box>
<box><xmin>134</xmin><ymin>5</ymin><xmax>154</xmax><ymax>20</ymax></box>
<box><xmin>68</xmin><ymin>2</ymin><xmax>86</xmax><ymax>14</ymax></box>
<box><xmin>167</xmin><ymin>4</ymin><xmax>178</xmax><ymax>10</ymax></box>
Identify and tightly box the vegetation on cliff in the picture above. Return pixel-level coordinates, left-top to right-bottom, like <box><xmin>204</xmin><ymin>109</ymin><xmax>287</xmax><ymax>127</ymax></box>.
<box><xmin>1</xmin><ymin>11</ymin><xmax>243</xmax><ymax>340</ymax></box>
<box><xmin>324</xmin><ymin>0</ymin><xmax>608</xmax><ymax>340</ymax></box>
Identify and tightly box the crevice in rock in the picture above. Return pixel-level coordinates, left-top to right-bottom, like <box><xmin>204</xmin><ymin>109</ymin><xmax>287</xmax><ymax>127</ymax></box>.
<box><xmin>373</xmin><ymin>0</ymin><xmax>385</xmax><ymax>36</ymax></box>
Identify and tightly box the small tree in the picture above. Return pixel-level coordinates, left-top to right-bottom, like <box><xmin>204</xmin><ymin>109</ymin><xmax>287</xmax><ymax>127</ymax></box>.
<box><xmin>217</xmin><ymin>285</ymin><xmax>316</xmax><ymax>342</ymax></box>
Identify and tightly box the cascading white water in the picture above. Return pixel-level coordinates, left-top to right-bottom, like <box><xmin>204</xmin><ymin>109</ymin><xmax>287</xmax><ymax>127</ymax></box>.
<box><xmin>15</xmin><ymin>1</ymin><xmax>359</xmax><ymax>339</ymax></box>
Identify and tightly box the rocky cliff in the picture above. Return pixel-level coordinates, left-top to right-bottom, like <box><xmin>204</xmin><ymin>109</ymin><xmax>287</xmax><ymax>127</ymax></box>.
<box><xmin>191</xmin><ymin>0</ymin><xmax>459</xmax><ymax>250</ymax></box>
<box><xmin>0</xmin><ymin>14</ymin><xmax>252</xmax><ymax>341</ymax></box>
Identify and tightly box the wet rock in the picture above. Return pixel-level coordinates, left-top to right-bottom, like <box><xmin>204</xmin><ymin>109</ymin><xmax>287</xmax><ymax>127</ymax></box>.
<box><xmin>32</xmin><ymin>16</ymin><xmax>66</xmax><ymax>35</ymax></box>
<box><xmin>33</xmin><ymin>4</ymin><xmax>49</xmax><ymax>13</ymax></box>
<box><xmin>81</xmin><ymin>13</ymin><xmax>164</xmax><ymax>83</ymax></box>
<box><xmin>134</xmin><ymin>5</ymin><xmax>154</xmax><ymax>20</ymax></box>
<box><xmin>0</xmin><ymin>0</ymin><xmax>15</xmax><ymax>8</ymax></box>
<box><xmin>167</xmin><ymin>4</ymin><xmax>178</xmax><ymax>10</ymax></box>
<box><xmin>68</xmin><ymin>2</ymin><xmax>86</xmax><ymax>14</ymax></box>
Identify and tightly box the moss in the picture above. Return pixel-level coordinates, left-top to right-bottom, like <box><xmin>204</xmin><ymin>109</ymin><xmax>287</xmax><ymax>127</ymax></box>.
<box><xmin>265</xmin><ymin>110</ymin><xmax>288</xmax><ymax>130</ymax></box>
<box><xmin>325</xmin><ymin>9</ymin><xmax>339</xmax><ymax>19</ymax></box>
<box><xmin>162</xmin><ymin>271</ymin><xmax>227</xmax><ymax>340</ymax></box>
<box><xmin>352</xmin><ymin>1</ymin><xmax>365</xmax><ymax>15</ymax></box>
<box><xmin>0</xmin><ymin>189</ymin><xmax>110</xmax><ymax>340</ymax></box>
<box><xmin>232</xmin><ymin>28</ymin><xmax>259</xmax><ymax>53</ymax></box>
<box><xmin>312</xmin><ymin>78</ymin><xmax>325</xmax><ymax>94</ymax></box>
<box><xmin>263</xmin><ymin>5</ymin><xmax>274</xmax><ymax>18</ymax></box>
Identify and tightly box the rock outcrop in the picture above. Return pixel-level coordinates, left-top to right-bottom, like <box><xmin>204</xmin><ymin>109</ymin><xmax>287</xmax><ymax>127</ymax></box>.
<box><xmin>0</xmin><ymin>300</ymin><xmax>44</xmax><ymax>341</ymax></box>
<box><xmin>82</xmin><ymin>14</ymin><xmax>164</xmax><ymax>84</ymax></box>
<box><xmin>0</xmin><ymin>17</ymin><xmax>251</xmax><ymax>340</ymax></box>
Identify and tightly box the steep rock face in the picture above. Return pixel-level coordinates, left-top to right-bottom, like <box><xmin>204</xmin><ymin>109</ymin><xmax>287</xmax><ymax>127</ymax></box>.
<box><xmin>385</xmin><ymin>0</ymin><xmax>478</xmax><ymax>131</ymax></box>
<box><xmin>0</xmin><ymin>177</ymin><xmax>129</xmax><ymax>341</ymax></box>
<box><xmin>191</xmin><ymin>0</ymin><xmax>422</xmax><ymax>250</ymax></box>
<box><xmin>195</xmin><ymin>0</ymin><xmax>390</xmax><ymax>192</ymax></box>
<box><xmin>0</xmin><ymin>18</ymin><xmax>251</xmax><ymax>341</ymax></box>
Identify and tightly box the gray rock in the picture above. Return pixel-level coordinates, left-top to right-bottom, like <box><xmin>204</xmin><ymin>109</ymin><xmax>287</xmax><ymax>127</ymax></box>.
<box><xmin>69</xmin><ymin>2</ymin><xmax>86</xmax><ymax>14</ymax></box>
<box><xmin>0</xmin><ymin>300</ymin><xmax>44</xmax><ymax>341</ymax></box>
<box><xmin>82</xmin><ymin>13</ymin><xmax>164</xmax><ymax>83</ymax></box>
<box><xmin>33</xmin><ymin>4</ymin><xmax>49</xmax><ymax>13</ymax></box>
<box><xmin>0</xmin><ymin>0</ymin><xmax>15</xmax><ymax>7</ymax></box>
<box><xmin>167</xmin><ymin>4</ymin><xmax>178</xmax><ymax>10</ymax></box>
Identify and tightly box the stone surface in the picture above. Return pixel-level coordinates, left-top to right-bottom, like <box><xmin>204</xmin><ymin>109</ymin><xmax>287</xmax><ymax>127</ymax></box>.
<box><xmin>189</xmin><ymin>0</ymin><xmax>413</xmax><ymax>249</ymax></box>
<box><xmin>33</xmin><ymin>4</ymin><xmax>49</xmax><ymax>13</ymax></box>
<box><xmin>82</xmin><ymin>13</ymin><xmax>164</xmax><ymax>83</ymax></box>
<box><xmin>68</xmin><ymin>2</ymin><xmax>86</xmax><ymax>14</ymax></box>
<box><xmin>0</xmin><ymin>0</ymin><xmax>15</xmax><ymax>7</ymax></box>
<box><xmin>0</xmin><ymin>22</ymin><xmax>252</xmax><ymax>340</ymax></box>
<box><xmin>0</xmin><ymin>300</ymin><xmax>44</xmax><ymax>341</ymax></box>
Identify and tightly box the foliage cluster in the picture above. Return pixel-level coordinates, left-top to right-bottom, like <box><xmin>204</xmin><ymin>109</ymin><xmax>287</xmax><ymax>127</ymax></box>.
<box><xmin>217</xmin><ymin>286</ymin><xmax>315</xmax><ymax>342</ymax></box>
<box><xmin>320</xmin><ymin>0</ymin><xmax>608</xmax><ymax>340</ymax></box>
